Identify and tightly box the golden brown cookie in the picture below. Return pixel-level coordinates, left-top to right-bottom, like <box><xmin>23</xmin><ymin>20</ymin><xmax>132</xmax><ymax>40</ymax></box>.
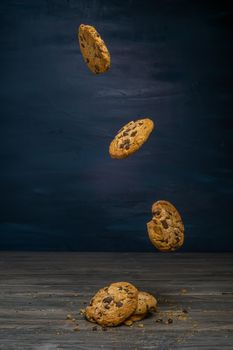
<box><xmin>78</xmin><ymin>24</ymin><xmax>110</xmax><ymax>74</ymax></box>
<box><xmin>134</xmin><ymin>291</ymin><xmax>157</xmax><ymax>314</ymax></box>
<box><xmin>109</xmin><ymin>118</ymin><xmax>154</xmax><ymax>159</ymax></box>
<box><xmin>85</xmin><ymin>282</ymin><xmax>138</xmax><ymax>326</ymax></box>
<box><xmin>147</xmin><ymin>200</ymin><xmax>184</xmax><ymax>252</ymax></box>
<box><xmin>124</xmin><ymin>291</ymin><xmax>157</xmax><ymax>325</ymax></box>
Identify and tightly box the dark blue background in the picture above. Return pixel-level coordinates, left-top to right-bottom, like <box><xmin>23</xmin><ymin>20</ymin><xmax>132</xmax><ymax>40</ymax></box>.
<box><xmin>0</xmin><ymin>0</ymin><xmax>232</xmax><ymax>251</ymax></box>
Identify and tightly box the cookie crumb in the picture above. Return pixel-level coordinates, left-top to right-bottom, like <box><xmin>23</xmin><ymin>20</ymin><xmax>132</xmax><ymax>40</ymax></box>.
<box><xmin>73</xmin><ymin>326</ymin><xmax>80</xmax><ymax>332</ymax></box>
<box><xmin>182</xmin><ymin>309</ymin><xmax>188</xmax><ymax>314</ymax></box>
<box><xmin>156</xmin><ymin>318</ymin><xmax>163</xmax><ymax>323</ymax></box>
<box><xmin>180</xmin><ymin>288</ymin><xmax>187</xmax><ymax>294</ymax></box>
<box><xmin>66</xmin><ymin>314</ymin><xmax>72</xmax><ymax>320</ymax></box>
<box><xmin>79</xmin><ymin>309</ymin><xmax>85</xmax><ymax>316</ymax></box>
<box><xmin>138</xmin><ymin>323</ymin><xmax>144</xmax><ymax>328</ymax></box>
<box><xmin>168</xmin><ymin>318</ymin><xmax>173</xmax><ymax>324</ymax></box>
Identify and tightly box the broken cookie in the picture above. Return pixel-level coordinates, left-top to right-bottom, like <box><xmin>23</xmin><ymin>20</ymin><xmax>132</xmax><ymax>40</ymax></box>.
<box><xmin>147</xmin><ymin>200</ymin><xmax>184</xmax><ymax>252</ymax></box>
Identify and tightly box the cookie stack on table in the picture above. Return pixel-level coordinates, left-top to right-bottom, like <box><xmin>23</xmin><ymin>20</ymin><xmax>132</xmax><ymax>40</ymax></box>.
<box><xmin>85</xmin><ymin>282</ymin><xmax>157</xmax><ymax>327</ymax></box>
<box><xmin>77</xmin><ymin>24</ymin><xmax>185</xmax><ymax>326</ymax></box>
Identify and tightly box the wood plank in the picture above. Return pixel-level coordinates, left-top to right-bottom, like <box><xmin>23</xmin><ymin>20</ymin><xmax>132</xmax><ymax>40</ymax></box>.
<box><xmin>0</xmin><ymin>253</ymin><xmax>232</xmax><ymax>349</ymax></box>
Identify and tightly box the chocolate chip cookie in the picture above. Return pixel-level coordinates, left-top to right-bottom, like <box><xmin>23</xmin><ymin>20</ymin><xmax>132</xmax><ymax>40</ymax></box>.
<box><xmin>78</xmin><ymin>24</ymin><xmax>110</xmax><ymax>74</ymax></box>
<box><xmin>109</xmin><ymin>118</ymin><xmax>154</xmax><ymax>159</ymax></box>
<box><xmin>124</xmin><ymin>291</ymin><xmax>157</xmax><ymax>325</ymax></box>
<box><xmin>147</xmin><ymin>200</ymin><xmax>184</xmax><ymax>252</ymax></box>
<box><xmin>85</xmin><ymin>282</ymin><xmax>138</xmax><ymax>326</ymax></box>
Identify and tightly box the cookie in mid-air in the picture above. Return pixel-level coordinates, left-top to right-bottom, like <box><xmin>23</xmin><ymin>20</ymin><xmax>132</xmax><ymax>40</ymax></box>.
<box><xmin>124</xmin><ymin>291</ymin><xmax>157</xmax><ymax>325</ymax></box>
<box><xmin>109</xmin><ymin>118</ymin><xmax>154</xmax><ymax>159</ymax></box>
<box><xmin>85</xmin><ymin>282</ymin><xmax>138</xmax><ymax>326</ymax></box>
<box><xmin>78</xmin><ymin>24</ymin><xmax>110</xmax><ymax>74</ymax></box>
<box><xmin>147</xmin><ymin>200</ymin><xmax>184</xmax><ymax>252</ymax></box>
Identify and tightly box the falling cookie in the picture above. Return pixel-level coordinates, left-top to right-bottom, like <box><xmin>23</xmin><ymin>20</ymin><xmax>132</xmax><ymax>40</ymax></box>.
<box><xmin>124</xmin><ymin>291</ymin><xmax>157</xmax><ymax>325</ymax></box>
<box><xmin>85</xmin><ymin>282</ymin><xmax>138</xmax><ymax>326</ymax></box>
<box><xmin>147</xmin><ymin>200</ymin><xmax>184</xmax><ymax>252</ymax></box>
<box><xmin>109</xmin><ymin>118</ymin><xmax>154</xmax><ymax>159</ymax></box>
<box><xmin>78</xmin><ymin>24</ymin><xmax>110</xmax><ymax>74</ymax></box>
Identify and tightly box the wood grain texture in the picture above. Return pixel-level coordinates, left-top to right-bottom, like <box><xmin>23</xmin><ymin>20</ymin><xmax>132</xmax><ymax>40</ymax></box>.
<box><xmin>0</xmin><ymin>252</ymin><xmax>233</xmax><ymax>349</ymax></box>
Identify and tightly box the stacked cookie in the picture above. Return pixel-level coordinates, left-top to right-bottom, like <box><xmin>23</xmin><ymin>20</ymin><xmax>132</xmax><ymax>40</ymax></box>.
<box><xmin>85</xmin><ymin>282</ymin><xmax>157</xmax><ymax>327</ymax></box>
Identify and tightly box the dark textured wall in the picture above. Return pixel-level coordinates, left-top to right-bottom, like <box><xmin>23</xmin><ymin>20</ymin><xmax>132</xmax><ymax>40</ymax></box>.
<box><xmin>0</xmin><ymin>0</ymin><xmax>232</xmax><ymax>251</ymax></box>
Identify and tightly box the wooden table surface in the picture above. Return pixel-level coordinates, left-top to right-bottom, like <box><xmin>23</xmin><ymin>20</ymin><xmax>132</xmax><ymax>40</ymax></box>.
<box><xmin>0</xmin><ymin>252</ymin><xmax>233</xmax><ymax>349</ymax></box>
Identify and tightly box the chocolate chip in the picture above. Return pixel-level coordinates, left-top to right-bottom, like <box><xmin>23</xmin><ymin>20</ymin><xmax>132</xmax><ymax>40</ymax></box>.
<box><xmin>79</xmin><ymin>35</ymin><xmax>83</xmax><ymax>41</ymax></box>
<box><xmin>161</xmin><ymin>220</ymin><xmax>169</xmax><ymax>229</ymax></box>
<box><xmin>183</xmin><ymin>309</ymin><xmax>188</xmax><ymax>314</ymax></box>
<box><xmin>81</xmin><ymin>43</ymin><xmax>85</xmax><ymax>48</ymax></box>
<box><xmin>86</xmin><ymin>58</ymin><xmax>89</xmax><ymax>63</ymax></box>
<box><xmin>94</xmin><ymin>64</ymin><xmax>99</xmax><ymax>71</ymax></box>
<box><xmin>153</xmin><ymin>210</ymin><xmax>161</xmax><ymax>216</ymax></box>
<box><xmin>131</xmin><ymin>131</ymin><xmax>137</xmax><ymax>137</ymax></box>
<box><xmin>119</xmin><ymin>144</ymin><xmax>124</xmax><ymax>149</ymax></box>
<box><xmin>168</xmin><ymin>318</ymin><xmax>173</xmax><ymax>324</ymax></box>
<box><xmin>103</xmin><ymin>296</ymin><xmax>113</xmax><ymax>304</ymax></box>
<box><xmin>125</xmin><ymin>145</ymin><xmax>130</xmax><ymax>150</ymax></box>
<box><xmin>123</xmin><ymin>132</ymin><xmax>128</xmax><ymax>136</ymax></box>
<box><xmin>92</xmin><ymin>326</ymin><xmax>97</xmax><ymax>331</ymax></box>
<box><xmin>156</xmin><ymin>318</ymin><xmax>163</xmax><ymax>323</ymax></box>
<box><xmin>139</xmin><ymin>122</ymin><xmax>143</xmax><ymax>125</ymax></box>
<box><xmin>116</xmin><ymin>301</ymin><xmax>123</xmax><ymax>308</ymax></box>
<box><xmin>118</xmin><ymin>287</ymin><xmax>123</xmax><ymax>290</ymax></box>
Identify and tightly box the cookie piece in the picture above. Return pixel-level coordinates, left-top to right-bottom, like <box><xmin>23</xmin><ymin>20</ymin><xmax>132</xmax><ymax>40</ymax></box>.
<box><xmin>109</xmin><ymin>118</ymin><xmax>154</xmax><ymax>159</ymax></box>
<box><xmin>147</xmin><ymin>200</ymin><xmax>184</xmax><ymax>252</ymax></box>
<box><xmin>124</xmin><ymin>291</ymin><xmax>157</xmax><ymax>325</ymax></box>
<box><xmin>78</xmin><ymin>24</ymin><xmax>110</xmax><ymax>74</ymax></box>
<box><xmin>85</xmin><ymin>282</ymin><xmax>138</xmax><ymax>326</ymax></box>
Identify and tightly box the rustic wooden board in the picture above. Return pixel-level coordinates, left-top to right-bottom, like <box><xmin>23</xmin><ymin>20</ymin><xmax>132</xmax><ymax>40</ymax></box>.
<box><xmin>0</xmin><ymin>253</ymin><xmax>233</xmax><ymax>349</ymax></box>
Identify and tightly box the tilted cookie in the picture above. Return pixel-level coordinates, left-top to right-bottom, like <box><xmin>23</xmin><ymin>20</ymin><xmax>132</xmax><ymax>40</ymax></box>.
<box><xmin>124</xmin><ymin>291</ymin><xmax>157</xmax><ymax>325</ymax></box>
<box><xmin>85</xmin><ymin>282</ymin><xmax>138</xmax><ymax>326</ymax></box>
<box><xmin>109</xmin><ymin>118</ymin><xmax>154</xmax><ymax>159</ymax></box>
<box><xmin>147</xmin><ymin>200</ymin><xmax>184</xmax><ymax>252</ymax></box>
<box><xmin>78</xmin><ymin>24</ymin><xmax>110</xmax><ymax>74</ymax></box>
